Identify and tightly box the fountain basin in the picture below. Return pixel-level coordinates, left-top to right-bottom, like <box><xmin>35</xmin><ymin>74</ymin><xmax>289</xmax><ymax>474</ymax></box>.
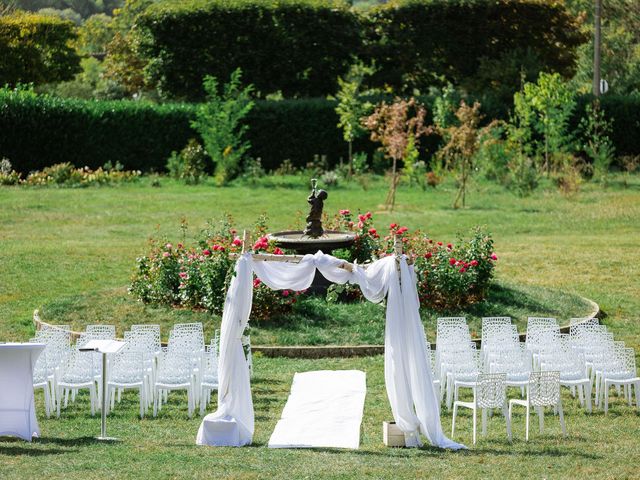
<box><xmin>268</xmin><ymin>230</ymin><xmax>356</xmax><ymax>255</ymax></box>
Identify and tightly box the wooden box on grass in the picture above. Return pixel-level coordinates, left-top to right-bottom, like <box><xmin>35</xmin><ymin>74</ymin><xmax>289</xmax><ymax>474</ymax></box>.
<box><xmin>383</xmin><ymin>421</ymin><xmax>406</xmax><ymax>447</ymax></box>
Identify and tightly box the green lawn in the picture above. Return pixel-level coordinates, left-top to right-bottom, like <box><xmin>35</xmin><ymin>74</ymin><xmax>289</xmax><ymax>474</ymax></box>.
<box><xmin>1</xmin><ymin>175</ymin><xmax>639</xmax><ymax>478</ymax></box>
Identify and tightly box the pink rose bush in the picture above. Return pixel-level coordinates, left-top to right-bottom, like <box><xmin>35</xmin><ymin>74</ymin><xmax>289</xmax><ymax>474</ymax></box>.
<box><xmin>130</xmin><ymin>212</ymin><xmax>497</xmax><ymax>318</ymax></box>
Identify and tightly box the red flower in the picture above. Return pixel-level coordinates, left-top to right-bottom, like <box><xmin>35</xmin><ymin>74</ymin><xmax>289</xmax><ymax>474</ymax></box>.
<box><xmin>358</xmin><ymin>214</ymin><xmax>366</xmax><ymax>222</ymax></box>
<box><xmin>273</xmin><ymin>247</ymin><xmax>284</xmax><ymax>255</ymax></box>
<box><xmin>459</xmin><ymin>267</ymin><xmax>466</xmax><ymax>273</ymax></box>
<box><xmin>202</xmin><ymin>249</ymin><xmax>211</xmax><ymax>256</ymax></box>
<box><xmin>396</xmin><ymin>226</ymin><xmax>408</xmax><ymax>234</ymax></box>
<box><xmin>357</xmin><ymin>221</ymin><xmax>364</xmax><ymax>229</ymax></box>
<box><xmin>177</xmin><ymin>243</ymin><xmax>184</xmax><ymax>249</ymax></box>
<box><xmin>282</xmin><ymin>290</ymin><xmax>290</xmax><ymax>297</ymax></box>
<box><xmin>253</xmin><ymin>278</ymin><xmax>261</xmax><ymax>288</ymax></box>
<box><xmin>470</xmin><ymin>260</ymin><xmax>478</xmax><ymax>267</ymax></box>
<box><xmin>230</xmin><ymin>228</ymin><xmax>237</xmax><ymax>235</ymax></box>
<box><xmin>490</xmin><ymin>253</ymin><xmax>498</xmax><ymax>261</ymax></box>
<box><xmin>368</xmin><ymin>228</ymin><xmax>377</xmax><ymax>235</ymax></box>
<box><xmin>447</xmin><ymin>243</ymin><xmax>453</xmax><ymax>249</ymax></box>
<box><xmin>365</xmin><ymin>211</ymin><xmax>372</xmax><ymax>219</ymax></box>
<box><xmin>340</xmin><ymin>209</ymin><xmax>350</xmax><ymax>215</ymax></box>
<box><xmin>179</xmin><ymin>272</ymin><xmax>188</xmax><ymax>279</ymax></box>
<box><xmin>232</xmin><ymin>237</ymin><xmax>242</xmax><ymax>246</ymax></box>
<box><xmin>390</xmin><ymin>223</ymin><xmax>398</xmax><ymax>230</ymax></box>
<box><xmin>165</xmin><ymin>243</ymin><xmax>173</xmax><ymax>249</ymax></box>
<box><xmin>437</xmin><ymin>241</ymin><xmax>443</xmax><ymax>246</ymax></box>
<box><xmin>449</xmin><ymin>258</ymin><xmax>456</xmax><ymax>266</ymax></box>
<box><xmin>425</xmin><ymin>252</ymin><xmax>432</xmax><ymax>259</ymax></box>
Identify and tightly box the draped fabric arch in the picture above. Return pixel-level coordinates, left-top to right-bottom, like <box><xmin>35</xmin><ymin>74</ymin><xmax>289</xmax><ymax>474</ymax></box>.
<box><xmin>196</xmin><ymin>251</ymin><xmax>464</xmax><ymax>450</ymax></box>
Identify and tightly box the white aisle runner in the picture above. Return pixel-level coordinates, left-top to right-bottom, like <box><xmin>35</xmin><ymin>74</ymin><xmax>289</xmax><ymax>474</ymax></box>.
<box><xmin>268</xmin><ymin>370</ymin><xmax>366</xmax><ymax>449</ymax></box>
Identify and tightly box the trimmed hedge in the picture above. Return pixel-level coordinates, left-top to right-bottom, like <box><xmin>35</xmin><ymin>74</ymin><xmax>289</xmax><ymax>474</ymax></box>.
<box><xmin>363</xmin><ymin>0</ymin><xmax>587</xmax><ymax>95</ymax></box>
<box><xmin>1</xmin><ymin>90</ymin><xmax>639</xmax><ymax>175</ymax></box>
<box><xmin>0</xmin><ymin>11</ymin><xmax>81</xmax><ymax>86</ymax></box>
<box><xmin>137</xmin><ymin>0</ymin><xmax>361</xmax><ymax>100</ymax></box>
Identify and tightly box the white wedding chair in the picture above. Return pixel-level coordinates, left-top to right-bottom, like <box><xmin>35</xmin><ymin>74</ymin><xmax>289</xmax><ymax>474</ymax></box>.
<box><xmin>540</xmin><ymin>352</ymin><xmax>592</xmax><ymax>412</ymax></box>
<box><xmin>199</xmin><ymin>340</ymin><xmax>219</xmax><ymax>416</ymax></box>
<box><xmin>602</xmin><ymin>347</ymin><xmax>640</xmax><ymax>413</ymax></box>
<box><xmin>56</xmin><ymin>350</ymin><xmax>98</xmax><ymax>417</ymax></box>
<box><xmin>153</xmin><ymin>351</ymin><xmax>195</xmax><ymax>418</ymax></box>
<box><xmin>509</xmin><ymin>371</ymin><xmax>566</xmax><ymax>441</ymax></box>
<box><xmin>85</xmin><ymin>324</ymin><xmax>116</xmax><ymax>339</ymax></box>
<box><xmin>107</xmin><ymin>350</ymin><xmax>149</xmax><ymax>418</ymax></box>
<box><xmin>30</xmin><ymin>342</ymin><xmax>53</xmax><ymax>418</ymax></box>
<box><xmin>451</xmin><ymin>373</ymin><xmax>511</xmax><ymax>445</ymax></box>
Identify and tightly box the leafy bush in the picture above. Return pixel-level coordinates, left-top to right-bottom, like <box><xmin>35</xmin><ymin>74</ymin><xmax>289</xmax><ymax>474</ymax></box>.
<box><xmin>0</xmin><ymin>158</ymin><xmax>21</xmax><ymax>185</ymax></box>
<box><xmin>191</xmin><ymin>69</ymin><xmax>254</xmax><ymax>184</ymax></box>
<box><xmin>21</xmin><ymin>162</ymin><xmax>141</xmax><ymax>187</ymax></box>
<box><xmin>0</xmin><ymin>11</ymin><xmax>81</xmax><ymax>86</ymax></box>
<box><xmin>129</xmin><ymin>217</ymin><xmax>300</xmax><ymax>320</ymax></box>
<box><xmin>137</xmin><ymin>0</ymin><xmax>361</xmax><ymax>100</ymax></box>
<box><xmin>166</xmin><ymin>139</ymin><xmax>208</xmax><ymax>185</ymax></box>
<box><xmin>2</xmin><ymin>89</ymin><xmax>639</xmax><ymax>176</ymax></box>
<box><xmin>364</xmin><ymin>0</ymin><xmax>587</xmax><ymax>97</ymax></box>
<box><xmin>131</xmin><ymin>212</ymin><xmax>497</xmax><ymax>316</ymax></box>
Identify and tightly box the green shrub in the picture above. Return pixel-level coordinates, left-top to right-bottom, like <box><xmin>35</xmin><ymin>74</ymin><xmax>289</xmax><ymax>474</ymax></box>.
<box><xmin>22</xmin><ymin>162</ymin><xmax>141</xmax><ymax>187</ymax></box>
<box><xmin>0</xmin><ymin>158</ymin><xmax>21</xmax><ymax>185</ymax></box>
<box><xmin>166</xmin><ymin>139</ymin><xmax>209</xmax><ymax>185</ymax></box>
<box><xmin>0</xmin><ymin>11</ymin><xmax>81</xmax><ymax>86</ymax></box>
<box><xmin>364</xmin><ymin>0</ymin><xmax>587</xmax><ymax>97</ymax></box>
<box><xmin>1</xmin><ymin>89</ymin><xmax>639</xmax><ymax>175</ymax></box>
<box><xmin>192</xmin><ymin>69</ymin><xmax>254</xmax><ymax>184</ymax></box>
<box><xmin>138</xmin><ymin>0</ymin><xmax>362</xmax><ymax>100</ymax></box>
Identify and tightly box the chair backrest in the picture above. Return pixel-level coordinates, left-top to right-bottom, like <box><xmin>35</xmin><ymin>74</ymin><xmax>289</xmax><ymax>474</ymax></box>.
<box><xmin>169</xmin><ymin>323</ymin><xmax>204</xmax><ymax>353</ymax></box>
<box><xmin>85</xmin><ymin>324</ymin><xmax>116</xmax><ymax>340</ymax></box>
<box><xmin>157</xmin><ymin>352</ymin><xmax>192</xmax><ymax>384</ymax></box>
<box><xmin>570</xmin><ymin>317</ymin><xmax>598</xmax><ymax>326</ymax></box>
<box><xmin>124</xmin><ymin>330</ymin><xmax>159</xmax><ymax>356</ymax></box>
<box><xmin>436</xmin><ymin>318</ymin><xmax>470</xmax><ymax>349</ymax></box>
<box><xmin>527</xmin><ymin>317</ymin><xmax>558</xmax><ymax>329</ymax></box>
<box><xmin>110</xmin><ymin>350</ymin><xmax>144</xmax><ymax>383</ymax></box>
<box><xmin>528</xmin><ymin>371</ymin><xmax>560</xmax><ymax>406</ymax></box>
<box><xmin>131</xmin><ymin>324</ymin><xmax>161</xmax><ymax>350</ymax></box>
<box><xmin>476</xmin><ymin>373</ymin><xmax>507</xmax><ymax>409</ymax></box>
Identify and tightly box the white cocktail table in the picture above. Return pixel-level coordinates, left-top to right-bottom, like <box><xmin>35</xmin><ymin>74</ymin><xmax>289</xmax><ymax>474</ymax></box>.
<box><xmin>0</xmin><ymin>343</ymin><xmax>46</xmax><ymax>441</ymax></box>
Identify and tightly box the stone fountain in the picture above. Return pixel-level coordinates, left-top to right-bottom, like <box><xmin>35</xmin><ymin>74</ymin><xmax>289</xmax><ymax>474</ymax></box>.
<box><xmin>268</xmin><ymin>179</ymin><xmax>356</xmax><ymax>293</ymax></box>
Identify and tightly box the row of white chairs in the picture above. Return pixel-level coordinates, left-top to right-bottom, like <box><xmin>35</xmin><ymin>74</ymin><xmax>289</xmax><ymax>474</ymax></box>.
<box><xmin>429</xmin><ymin>316</ymin><xmax>639</xmax><ymax>443</ymax></box>
<box><xmin>30</xmin><ymin>321</ymin><xmax>241</xmax><ymax>419</ymax></box>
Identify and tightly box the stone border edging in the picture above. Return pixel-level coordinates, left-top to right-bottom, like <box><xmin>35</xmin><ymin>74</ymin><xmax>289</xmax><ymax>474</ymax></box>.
<box><xmin>33</xmin><ymin>295</ymin><xmax>601</xmax><ymax>359</ymax></box>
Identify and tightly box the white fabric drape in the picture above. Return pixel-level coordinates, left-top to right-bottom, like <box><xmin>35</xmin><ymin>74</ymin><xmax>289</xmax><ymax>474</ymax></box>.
<box><xmin>196</xmin><ymin>251</ymin><xmax>464</xmax><ymax>450</ymax></box>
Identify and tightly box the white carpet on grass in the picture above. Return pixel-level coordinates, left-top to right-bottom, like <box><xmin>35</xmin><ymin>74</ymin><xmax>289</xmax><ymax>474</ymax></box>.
<box><xmin>268</xmin><ymin>370</ymin><xmax>367</xmax><ymax>449</ymax></box>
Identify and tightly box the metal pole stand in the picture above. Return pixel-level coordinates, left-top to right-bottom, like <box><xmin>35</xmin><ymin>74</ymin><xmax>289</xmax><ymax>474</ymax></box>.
<box><xmin>96</xmin><ymin>351</ymin><xmax>118</xmax><ymax>442</ymax></box>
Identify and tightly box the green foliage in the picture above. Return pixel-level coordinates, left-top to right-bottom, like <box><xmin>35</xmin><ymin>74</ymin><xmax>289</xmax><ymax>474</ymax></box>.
<box><xmin>2</xmin><ymin>88</ymin><xmax>639</xmax><ymax>177</ymax></box>
<box><xmin>513</xmin><ymin>72</ymin><xmax>577</xmax><ymax>173</ymax></box>
<box><xmin>437</xmin><ymin>101</ymin><xmax>483</xmax><ymax>208</ymax></box>
<box><xmin>0</xmin><ymin>158</ymin><xmax>22</xmax><ymax>185</ymax></box>
<box><xmin>364</xmin><ymin>0</ymin><xmax>587</xmax><ymax>96</ymax></box>
<box><xmin>20</xmin><ymin>161</ymin><xmax>140</xmax><ymax>186</ymax></box>
<box><xmin>191</xmin><ymin>69</ymin><xmax>255</xmax><ymax>185</ymax></box>
<box><xmin>137</xmin><ymin>0</ymin><xmax>361</xmax><ymax>100</ymax></box>
<box><xmin>335</xmin><ymin>61</ymin><xmax>375</xmax><ymax>172</ymax></box>
<box><xmin>75</xmin><ymin>13</ymin><xmax>114</xmax><ymax>55</ymax></box>
<box><xmin>0</xmin><ymin>10</ymin><xmax>81</xmax><ymax>86</ymax></box>
<box><xmin>579</xmin><ymin>100</ymin><xmax>615</xmax><ymax>180</ymax></box>
<box><xmin>166</xmin><ymin>139</ymin><xmax>208</xmax><ymax>185</ymax></box>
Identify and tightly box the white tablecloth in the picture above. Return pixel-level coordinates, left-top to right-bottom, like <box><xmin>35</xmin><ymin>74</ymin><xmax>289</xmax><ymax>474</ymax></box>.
<box><xmin>0</xmin><ymin>343</ymin><xmax>45</xmax><ymax>441</ymax></box>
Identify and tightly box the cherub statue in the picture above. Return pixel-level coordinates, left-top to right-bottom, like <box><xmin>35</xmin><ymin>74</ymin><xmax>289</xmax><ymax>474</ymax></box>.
<box><xmin>303</xmin><ymin>179</ymin><xmax>328</xmax><ymax>238</ymax></box>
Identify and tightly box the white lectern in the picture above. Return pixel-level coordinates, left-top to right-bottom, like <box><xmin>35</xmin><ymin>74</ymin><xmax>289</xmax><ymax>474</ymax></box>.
<box><xmin>79</xmin><ymin>339</ymin><xmax>125</xmax><ymax>441</ymax></box>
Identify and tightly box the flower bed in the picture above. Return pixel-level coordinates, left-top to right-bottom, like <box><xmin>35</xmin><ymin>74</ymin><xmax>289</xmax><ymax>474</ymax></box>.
<box><xmin>129</xmin><ymin>213</ymin><xmax>497</xmax><ymax>319</ymax></box>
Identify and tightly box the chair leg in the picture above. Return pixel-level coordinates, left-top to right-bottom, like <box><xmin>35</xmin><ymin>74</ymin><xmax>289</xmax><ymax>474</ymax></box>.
<box><xmin>538</xmin><ymin>406</ymin><xmax>544</xmax><ymax>433</ymax></box>
<box><xmin>472</xmin><ymin>407</ymin><xmax>477</xmax><ymax>445</ymax></box>
<box><xmin>503</xmin><ymin>404</ymin><xmax>512</xmax><ymax>442</ymax></box>
<box><xmin>139</xmin><ymin>386</ymin><xmax>144</xmax><ymax>419</ymax></box>
<box><xmin>577</xmin><ymin>384</ymin><xmax>584</xmax><ymax>407</ymax></box>
<box><xmin>604</xmin><ymin>380</ymin><xmax>610</xmax><ymax>414</ymax></box>
<box><xmin>558</xmin><ymin>400</ymin><xmax>566</xmax><ymax>437</ymax></box>
<box><xmin>482</xmin><ymin>408</ymin><xmax>487</xmax><ymax>436</ymax></box>
<box><xmin>635</xmin><ymin>381</ymin><xmax>640</xmax><ymax>410</ymax></box>
<box><xmin>451</xmin><ymin>403</ymin><xmax>458</xmax><ymax>438</ymax></box>
<box><xmin>153</xmin><ymin>387</ymin><xmax>158</xmax><ymax>417</ymax></box>
<box><xmin>525</xmin><ymin>404</ymin><xmax>530</xmax><ymax>441</ymax></box>
<box><xmin>586</xmin><ymin>383</ymin><xmax>592</xmax><ymax>413</ymax></box>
